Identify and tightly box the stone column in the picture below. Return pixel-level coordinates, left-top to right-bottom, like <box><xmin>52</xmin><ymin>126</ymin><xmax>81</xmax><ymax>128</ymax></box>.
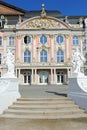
<box><xmin>18</xmin><ymin>69</ymin><xmax>21</xmax><ymax>78</ymax></box>
<box><xmin>31</xmin><ymin>69</ymin><xmax>34</xmax><ymax>84</ymax></box>
<box><xmin>67</xmin><ymin>68</ymin><xmax>71</xmax><ymax>78</ymax></box>
<box><xmin>35</xmin><ymin>69</ymin><xmax>37</xmax><ymax>85</ymax></box>
<box><xmin>54</xmin><ymin>69</ymin><xmax>56</xmax><ymax>84</ymax></box>
<box><xmin>15</xmin><ymin>68</ymin><xmax>17</xmax><ymax>77</ymax></box>
<box><xmin>51</xmin><ymin>69</ymin><xmax>53</xmax><ymax>84</ymax></box>
<box><xmin>15</xmin><ymin>68</ymin><xmax>20</xmax><ymax>78</ymax></box>
<box><xmin>64</xmin><ymin>74</ymin><xmax>67</xmax><ymax>84</ymax></box>
<box><xmin>16</xmin><ymin>69</ymin><xmax>21</xmax><ymax>83</ymax></box>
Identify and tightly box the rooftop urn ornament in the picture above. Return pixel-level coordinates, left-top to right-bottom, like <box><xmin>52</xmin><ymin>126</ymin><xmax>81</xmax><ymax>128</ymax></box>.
<box><xmin>41</xmin><ymin>4</ymin><xmax>47</xmax><ymax>18</ymax></box>
<box><xmin>85</xmin><ymin>18</ymin><xmax>87</xmax><ymax>27</ymax></box>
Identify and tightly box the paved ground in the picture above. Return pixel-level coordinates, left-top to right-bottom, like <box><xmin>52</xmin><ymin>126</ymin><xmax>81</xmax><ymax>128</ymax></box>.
<box><xmin>19</xmin><ymin>85</ymin><xmax>68</xmax><ymax>98</ymax></box>
<box><xmin>0</xmin><ymin>118</ymin><xmax>87</xmax><ymax>130</ymax></box>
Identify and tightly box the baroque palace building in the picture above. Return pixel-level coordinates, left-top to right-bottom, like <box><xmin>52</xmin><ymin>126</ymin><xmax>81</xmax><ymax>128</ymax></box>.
<box><xmin>0</xmin><ymin>1</ymin><xmax>87</xmax><ymax>85</ymax></box>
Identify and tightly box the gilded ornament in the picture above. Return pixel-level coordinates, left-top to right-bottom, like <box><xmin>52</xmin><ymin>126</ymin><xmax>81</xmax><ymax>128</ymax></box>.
<box><xmin>58</xmin><ymin>46</ymin><xmax>62</xmax><ymax>50</ymax></box>
<box><xmin>25</xmin><ymin>45</ymin><xmax>29</xmax><ymax>51</ymax></box>
<box><xmin>42</xmin><ymin>45</ymin><xmax>46</xmax><ymax>50</ymax></box>
<box><xmin>25</xmin><ymin>18</ymin><xmax>62</xmax><ymax>29</ymax></box>
<box><xmin>41</xmin><ymin>4</ymin><xmax>47</xmax><ymax>18</ymax></box>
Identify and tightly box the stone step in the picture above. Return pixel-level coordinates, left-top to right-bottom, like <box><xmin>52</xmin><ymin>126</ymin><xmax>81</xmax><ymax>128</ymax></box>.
<box><xmin>8</xmin><ymin>104</ymin><xmax>79</xmax><ymax>110</ymax></box>
<box><xmin>1</xmin><ymin>113</ymin><xmax>87</xmax><ymax>119</ymax></box>
<box><xmin>1</xmin><ymin>97</ymin><xmax>87</xmax><ymax>120</ymax></box>
<box><xmin>4</xmin><ymin>109</ymin><xmax>84</xmax><ymax>116</ymax></box>
<box><xmin>13</xmin><ymin>100</ymin><xmax>75</xmax><ymax>106</ymax></box>
<box><xmin>17</xmin><ymin>97</ymin><xmax>71</xmax><ymax>101</ymax></box>
<box><xmin>5</xmin><ymin>107</ymin><xmax>83</xmax><ymax>113</ymax></box>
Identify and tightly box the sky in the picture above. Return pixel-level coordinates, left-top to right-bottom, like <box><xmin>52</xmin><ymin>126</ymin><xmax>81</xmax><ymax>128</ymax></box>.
<box><xmin>2</xmin><ymin>0</ymin><xmax>87</xmax><ymax>16</ymax></box>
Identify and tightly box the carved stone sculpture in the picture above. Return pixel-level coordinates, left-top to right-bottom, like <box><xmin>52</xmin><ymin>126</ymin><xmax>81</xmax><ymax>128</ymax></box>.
<box><xmin>72</xmin><ymin>48</ymin><xmax>85</xmax><ymax>74</ymax></box>
<box><xmin>2</xmin><ymin>48</ymin><xmax>15</xmax><ymax>78</ymax></box>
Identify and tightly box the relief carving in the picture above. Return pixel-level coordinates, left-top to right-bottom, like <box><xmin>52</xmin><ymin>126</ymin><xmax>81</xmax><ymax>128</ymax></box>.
<box><xmin>25</xmin><ymin>18</ymin><xmax>63</xmax><ymax>29</ymax></box>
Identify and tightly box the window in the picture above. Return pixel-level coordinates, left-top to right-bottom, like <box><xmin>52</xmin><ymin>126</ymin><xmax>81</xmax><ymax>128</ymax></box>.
<box><xmin>0</xmin><ymin>36</ymin><xmax>2</xmax><ymax>46</ymax></box>
<box><xmin>9</xmin><ymin>37</ymin><xmax>15</xmax><ymax>46</ymax></box>
<box><xmin>56</xmin><ymin>35</ymin><xmax>63</xmax><ymax>44</ymax></box>
<box><xmin>0</xmin><ymin>53</ymin><xmax>2</xmax><ymax>64</ymax></box>
<box><xmin>0</xmin><ymin>20</ymin><xmax>2</xmax><ymax>28</ymax></box>
<box><xmin>24</xmin><ymin>50</ymin><xmax>31</xmax><ymax>63</ymax></box>
<box><xmin>40</xmin><ymin>35</ymin><xmax>47</xmax><ymax>44</ymax></box>
<box><xmin>57</xmin><ymin>50</ymin><xmax>64</xmax><ymax>62</ymax></box>
<box><xmin>24</xmin><ymin>36</ymin><xmax>31</xmax><ymax>44</ymax></box>
<box><xmin>40</xmin><ymin>50</ymin><xmax>47</xmax><ymax>62</ymax></box>
<box><xmin>73</xmin><ymin>36</ymin><xmax>78</xmax><ymax>45</ymax></box>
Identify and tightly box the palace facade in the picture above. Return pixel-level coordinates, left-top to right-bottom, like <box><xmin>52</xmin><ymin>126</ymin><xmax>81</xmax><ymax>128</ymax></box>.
<box><xmin>0</xmin><ymin>1</ymin><xmax>87</xmax><ymax>85</ymax></box>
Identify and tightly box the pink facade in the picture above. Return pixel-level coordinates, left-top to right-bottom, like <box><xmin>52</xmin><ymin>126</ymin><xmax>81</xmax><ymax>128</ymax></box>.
<box><xmin>0</xmin><ymin>1</ymin><xmax>85</xmax><ymax>85</ymax></box>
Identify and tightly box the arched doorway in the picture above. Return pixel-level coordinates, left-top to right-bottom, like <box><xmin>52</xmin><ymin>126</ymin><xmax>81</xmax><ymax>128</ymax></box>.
<box><xmin>23</xmin><ymin>72</ymin><xmax>31</xmax><ymax>84</ymax></box>
<box><xmin>39</xmin><ymin>71</ymin><xmax>49</xmax><ymax>85</ymax></box>
<box><xmin>56</xmin><ymin>71</ymin><xmax>64</xmax><ymax>84</ymax></box>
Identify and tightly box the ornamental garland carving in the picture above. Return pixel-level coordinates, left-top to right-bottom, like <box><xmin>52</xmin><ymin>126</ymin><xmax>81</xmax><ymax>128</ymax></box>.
<box><xmin>23</xmin><ymin>18</ymin><xmax>65</xmax><ymax>29</ymax></box>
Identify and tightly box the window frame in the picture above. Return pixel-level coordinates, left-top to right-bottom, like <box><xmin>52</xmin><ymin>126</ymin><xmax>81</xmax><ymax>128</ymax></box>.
<box><xmin>57</xmin><ymin>50</ymin><xmax>64</xmax><ymax>62</ymax></box>
<box><xmin>24</xmin><ymin>50</ymin><xmax>31</xmax><ymax>63</ymax></box>
<box><xmin>40</xmin><ymin>35</ymin><xmax>47</xmax><ymax>44</ymax></box>
<box><xmin>24</xmin><ymin>36</ymin><xmax>32</xmax><ymax>44</ymax></box>
<box><xmin>73</xmin><ymin>36</ymin><xmax>78</xmax><ymax>45</ymax></box>
<box><xmin>9</xmin><ymin>36</ymin><xmax>15</xmax><ymax>46</ymax></box>
<box><xmin>56</xmin><ymin>35</ymin><xmax>63</xmax><ymax>44</ymax></box>
<box><xmin>0</xmin><ymin>36</ymin><xmax>2</xmax><ymax>46</ymax></box>
<box><xmin>0</xmin><ymin>20</ymin><xmax>2</xmax><ymax>28</ymax></box>
<box><xmin>40</xmin><ymin>50</ymin><xmax>48</xmax><ymax>62</ymax></box>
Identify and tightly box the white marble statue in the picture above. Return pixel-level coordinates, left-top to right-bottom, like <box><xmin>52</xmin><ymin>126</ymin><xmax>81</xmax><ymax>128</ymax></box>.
<box><xmin>5</xmin><ymin>49</ymin><xmax>14</xmax><ymax>74</ymax></box>
<box><xmin>71</xmin><ymin>47</ymin><xmax>87</xmax><ymax>93</ymax></box>
<box><xmin>72</xmin><ymin>48</ymin><xmax>85</xmax><ymax>74</ymax></box>
<box><xmin>2</xmin><ymin>49</ymin><xmax>15</xmax><ymax>78</ymax></box>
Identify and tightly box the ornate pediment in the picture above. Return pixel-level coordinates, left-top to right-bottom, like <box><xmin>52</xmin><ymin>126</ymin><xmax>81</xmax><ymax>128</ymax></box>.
<box><xmin>20</xmin><ymin>17</ymin><xmax>68</xmax><ymax>29</ymax></box>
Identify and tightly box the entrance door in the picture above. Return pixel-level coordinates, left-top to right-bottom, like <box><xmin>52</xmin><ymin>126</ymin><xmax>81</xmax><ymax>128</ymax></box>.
<box><xmin>24</xmin><ymin>72</ymin><xmax>31</xmax><ymax>84</ymax></box>
<box><xmin>57</xmin><ymin>72</ymin><xmax>64</xmax><ymax>84</ymax></box>
<box><xmin>39</xmin><ymin>71</ymin><xmax>49</xmax><ymax>84</ymax></box>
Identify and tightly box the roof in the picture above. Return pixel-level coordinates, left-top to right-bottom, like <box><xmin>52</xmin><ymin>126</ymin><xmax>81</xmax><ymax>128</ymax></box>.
<box><xmin>0</xmin><ymin>1</ymin><xmax>25</xmax><ymax>15</ymax></box>
<box><xmin>24</xmin><ymin>10</ymin><xmax>62</xmax><ymax>18</ymax></box>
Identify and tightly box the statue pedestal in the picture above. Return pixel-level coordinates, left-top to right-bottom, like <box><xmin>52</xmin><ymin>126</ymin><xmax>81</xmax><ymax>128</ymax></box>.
<box><xmin>68</xmin><ymin>73</ymin><xmax>87</xmax><ymax>111</ymax></box>
<box><xmin>0</xmin><ymin>78</ymin><xmax>21</xmax><ymax>114</ymax></box>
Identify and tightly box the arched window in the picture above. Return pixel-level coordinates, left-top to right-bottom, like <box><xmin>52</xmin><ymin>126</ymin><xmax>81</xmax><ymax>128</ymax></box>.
<box><xmin>24</xmin><ymin>36</ymin><xmax>31</xmax><ymax>44</ymax></box>
<box><xmin>0</xmin><ymin>53</ymin><xmax>2</xmax><ymax>64</ymax></box>
<box><xmin>40</xmin><ymin>35</ymin><xmax>47</xmax><ymax>44</ymax></box>
<box><xmin>57</xmin><ymin>50</ymin><xmax>64</xmax><ymax>62</ymax></box>
<box><xmin>73</xmin><ymin>36</ymin><xmax>78</xmax><ymax>45</ymax></box>
<box><xmin>24</xmin><ymin>50</ymin><xmax>31</xmax><ymax>63</ymax></box>
<box><xmin>40</xmin><ymin>50</ymin><xmax>47</xmax><ymax>62</ymax></box>
<box><xmin>0</xmin><ymin>36</ymin><xmax>2</xmax><ymax>46</ymax></box>
<box><xmin>56</xmin><ymin>35</ymin><xmax>63</xmax><ymax>44</ymax></box>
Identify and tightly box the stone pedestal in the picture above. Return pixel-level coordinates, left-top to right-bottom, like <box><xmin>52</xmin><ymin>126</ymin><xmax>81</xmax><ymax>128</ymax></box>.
<box><xmin>68</xmin><ymin>73</ymin><xmax>87</xmax><ymax>111</ymax></box>
<box><xmin>0</xmin><ymin>78</ymin><xmax>21</xmax><ymax>114</ymax></box>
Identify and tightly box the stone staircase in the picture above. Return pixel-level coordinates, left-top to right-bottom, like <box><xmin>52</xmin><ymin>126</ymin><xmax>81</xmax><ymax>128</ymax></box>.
<box><xmin>1</xmin><ymin>97</ymin><xmax>87</xmax><ymax>119</ymax></box>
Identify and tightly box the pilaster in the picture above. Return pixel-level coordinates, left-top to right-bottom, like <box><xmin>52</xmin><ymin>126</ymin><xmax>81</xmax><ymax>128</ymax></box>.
<box><xmin>65</xmin><ymin>35</ymin><xmax>69</xmax><ymax>61</ymax></box>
